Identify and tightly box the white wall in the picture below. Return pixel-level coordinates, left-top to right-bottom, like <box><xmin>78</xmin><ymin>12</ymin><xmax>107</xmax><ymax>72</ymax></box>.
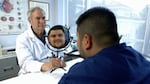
<box><xmin>0</xmin><ymin>0</ymin><xmax>28</xmax><ymax>48</ymax></box>
<box><xmin>0</xmin><ymin>0</ymin><xmax>55</xmax><ymax>48</ymax></box>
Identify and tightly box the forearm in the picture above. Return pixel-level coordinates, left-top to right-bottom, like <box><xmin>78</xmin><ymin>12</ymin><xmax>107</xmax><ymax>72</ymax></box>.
<box><xmin>21</xmin><ymin>60</ymin><xmax>44</xmax><ymax>73</ymax></box>
<box><xmin>41</xmin><ymin>58</ymin><xmax>66</xmax><ymax>72</ymax></box>
<box><xmin>16</xmin><ymin>43</ymin><xmax>43</xmax><ymax>73</ymax></box>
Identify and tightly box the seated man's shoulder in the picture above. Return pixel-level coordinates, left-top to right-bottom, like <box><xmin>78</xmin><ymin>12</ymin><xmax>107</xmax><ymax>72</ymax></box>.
<box><xmin>17</xmin><ymin>30</ymin><xmax>30</xmax><ymax>41</ymax></box>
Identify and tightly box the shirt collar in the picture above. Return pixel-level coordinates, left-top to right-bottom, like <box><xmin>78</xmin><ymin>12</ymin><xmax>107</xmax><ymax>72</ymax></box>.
<box><xmin>31</xmin><ymin>26</ymin><xmax>46</xmax><ymax>44</ymax></box>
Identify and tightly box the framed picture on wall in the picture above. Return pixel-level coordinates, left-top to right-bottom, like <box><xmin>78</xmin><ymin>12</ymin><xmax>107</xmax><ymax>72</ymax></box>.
<box><xmin>0</xmin><ymin>0</ymin><xmax>27</xmax><ymax>35</ymax></box>
<box><xmin>29</xmin><ymin>1</ymin><xmax>50</xmax><ymax>20</ymax></box>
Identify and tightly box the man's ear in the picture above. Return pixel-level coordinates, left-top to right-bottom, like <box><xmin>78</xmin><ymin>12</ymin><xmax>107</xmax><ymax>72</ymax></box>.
<box><xmin>82</xmin><ymin>34</ymin><xmax>92</xmax><ymax>50</ymax></box>
<box><xmin>28</xmin><ymin>18</ymin><xmax>31</xmax><ymax>24</ymax></box>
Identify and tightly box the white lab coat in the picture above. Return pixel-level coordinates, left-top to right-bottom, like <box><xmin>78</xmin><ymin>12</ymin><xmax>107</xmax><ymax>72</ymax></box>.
<box><xmin>16</xmin><ymin>27</ymin><xmax>64</xmax><ymax>74</ymax></box>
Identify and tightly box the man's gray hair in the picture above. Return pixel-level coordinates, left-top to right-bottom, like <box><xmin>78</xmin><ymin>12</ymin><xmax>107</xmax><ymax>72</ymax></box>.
<box><xmin>27</xmin><ymin>7</ymin><xmax>45</xmax><ymax>19</ymax></box>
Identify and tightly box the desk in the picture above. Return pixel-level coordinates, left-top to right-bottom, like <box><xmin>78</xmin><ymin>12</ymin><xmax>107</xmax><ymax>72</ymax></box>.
<box><xmin>0</xmin><ymin>58</ymin><xmax>84</xmax><ymax>84</ymax></box>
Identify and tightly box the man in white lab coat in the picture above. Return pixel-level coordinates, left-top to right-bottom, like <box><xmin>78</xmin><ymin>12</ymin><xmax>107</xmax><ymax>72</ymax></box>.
<box><xmin>16</xmin><ymin>7</ymin><xmax>66</xmax><ymax>74</ymax></box>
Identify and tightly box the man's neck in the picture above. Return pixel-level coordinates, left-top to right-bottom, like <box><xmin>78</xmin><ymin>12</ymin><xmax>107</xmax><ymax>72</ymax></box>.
<box><xmin>31</xmin><ymin>26</ymin><xmax>45</xmax><ymax>38</ymax></box>
<box><xmin>31</xmin><ymin>26</ymin><xmax>46</xmax><ymax>44</ymax></box>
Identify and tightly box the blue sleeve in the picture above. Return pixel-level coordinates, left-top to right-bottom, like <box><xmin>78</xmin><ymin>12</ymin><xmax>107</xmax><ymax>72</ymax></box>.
<box><xmin>58</xmin><ymin>63</ymin><xmax>83</xmax><ymax>84</ymax></box>
<box><xmin>58</xmin><ymin>62</ymin><xmax>101</xmax><ymax>84</ymax></box>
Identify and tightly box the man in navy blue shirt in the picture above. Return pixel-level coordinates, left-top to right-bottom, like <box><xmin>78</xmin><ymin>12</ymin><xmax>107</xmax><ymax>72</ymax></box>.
<box><xmin>59</xmin><ymin>7</ymin><xmax>150</xmax><ymax>84</ymax></box>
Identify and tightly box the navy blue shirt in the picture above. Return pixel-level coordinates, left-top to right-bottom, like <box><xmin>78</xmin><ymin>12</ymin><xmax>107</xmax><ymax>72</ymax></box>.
<box><xmin>59</xmin><ymin>43</ymin><xmax>150</xmax><ymax>84</ymax></box>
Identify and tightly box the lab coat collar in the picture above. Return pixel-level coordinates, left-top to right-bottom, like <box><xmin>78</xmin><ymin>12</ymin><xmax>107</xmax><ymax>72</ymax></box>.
<box><xmin>28</xmin><ymin>26</ymin><xmax>46</xmax><ymax>38</ymax></box>
<box><xmin>27</xmin><ymin>26</ymin><xmax>46</xmax><ymax>45</ymax></box>
<box><xmin>28</xmin><ymin>26</ymin><xmax>35</xmax><ymax>38</ymax></box>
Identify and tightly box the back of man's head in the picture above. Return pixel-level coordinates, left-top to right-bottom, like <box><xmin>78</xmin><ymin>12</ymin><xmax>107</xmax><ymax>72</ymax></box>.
<box><xmin>76</xmin><ymin>7</ymin><xmax>120</xmax><ymax>46</ymax></box>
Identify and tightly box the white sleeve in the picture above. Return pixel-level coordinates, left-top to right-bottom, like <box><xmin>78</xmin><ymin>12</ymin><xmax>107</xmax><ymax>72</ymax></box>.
<box><xmin>16</xmin><ymin>35</ymin><xmax>44</xmax><ymax>73</ymax></box>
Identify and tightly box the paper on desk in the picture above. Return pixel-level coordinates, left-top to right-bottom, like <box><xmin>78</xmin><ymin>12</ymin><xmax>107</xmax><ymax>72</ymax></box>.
<box><xmin>0</xmin><ymin>58</ymin><xmax>84</xmax><ymax>84</ymax></box>
<box><xmin>48</xmin><ymin>58</ymin><xmax>84</xmax><ymax>82</ymax></box>
<box><xmin>0</xmin><ymin>73</ymin><xmax>58</xmax><ymax>84</ymax></box>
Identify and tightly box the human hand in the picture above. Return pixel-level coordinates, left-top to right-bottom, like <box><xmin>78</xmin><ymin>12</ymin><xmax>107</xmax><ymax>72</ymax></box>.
<box><xmin>41</xmin><ymin>58</ymin><xmax>66</xmax><ymax>72</ymax></box>
<box><xmin>60</xmin><ymin>60</ymin><xmax>66</xmax><ymax>67</ymax></box>
<box><xmin>50</xmin><ymin>58</ymin><xmax>66</xmax><ymax>73</ymax></box>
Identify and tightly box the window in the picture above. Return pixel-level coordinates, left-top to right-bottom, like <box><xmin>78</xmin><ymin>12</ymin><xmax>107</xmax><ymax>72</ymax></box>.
<box><xmin>64</xmin><ymin>0</ymin><xmax>150</xmax><ymax>57</ymax></box>
<box><xmin>66</xmin><ymin>0</ymin><xmax>86</xmax><ymax>40</ymax></box>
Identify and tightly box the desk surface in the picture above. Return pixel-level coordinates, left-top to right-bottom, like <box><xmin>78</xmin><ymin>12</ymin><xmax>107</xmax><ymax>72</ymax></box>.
<box><xmin>0</xmin><ymin>58</ymin><xmax>84</xmax><ymax>84</ymax></box>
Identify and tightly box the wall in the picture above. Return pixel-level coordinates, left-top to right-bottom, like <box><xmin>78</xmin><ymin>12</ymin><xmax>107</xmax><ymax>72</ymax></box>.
<box><xmin>0</xmin><ymin>0</ymin><xmax>54</xmax><ymax>48</ymax></box>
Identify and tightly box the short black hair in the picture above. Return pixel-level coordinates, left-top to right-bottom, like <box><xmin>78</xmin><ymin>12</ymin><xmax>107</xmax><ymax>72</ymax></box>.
<box><xmin>76</xmin><ymin>7</ymin><xmax>120</xmax><ymax>44</ymax></box>
<box><xmin>48</xmin><ymin>25</ymin><xmax>65</xmax><ymax>36</ymax></box>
